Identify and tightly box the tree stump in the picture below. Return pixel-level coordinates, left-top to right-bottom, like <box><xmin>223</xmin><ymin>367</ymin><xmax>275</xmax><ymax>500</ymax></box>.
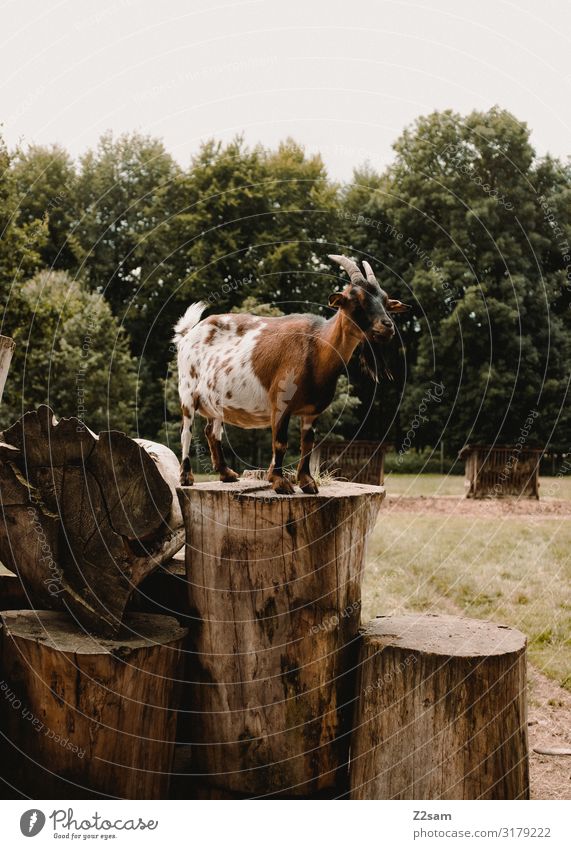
<box><xmin>0</xmin><ymin>335</ymin><xmax>15</xmax><ymax>406</ymax></box>
<box><xmin>0</xmin><ymin>610</ymin><xmax>187</xmax><ymax>799</ymax></box>
<box><xmin>177</xmin><ymin>479</ymin><xmax>384</xmax><ymax>797</ymax></box>
<box><xmin>0</xmin><ymin>406</ymin><xmax>184</xmax><ymax>636</ymax></box>
<box><xmin>349</xmin><ymin>614</ymin><xmax>529</xmax><ymax>800</ymax></box>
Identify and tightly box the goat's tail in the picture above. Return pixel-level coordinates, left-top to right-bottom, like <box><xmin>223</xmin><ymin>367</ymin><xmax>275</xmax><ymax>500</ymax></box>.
<box><xmin>173</xmin><ymin>301</ymin><xmax>207</xmax><ymax>345</ymax></box>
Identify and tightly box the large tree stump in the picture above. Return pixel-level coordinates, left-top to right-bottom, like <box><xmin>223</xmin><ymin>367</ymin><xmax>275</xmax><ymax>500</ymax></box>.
<box><xmin>177</xmin><ymin>479</ymin><xmax>384</xmax><ymax>797</ymax></box>
<box><xmin>0</xmin><ymin>335</ymin><xmax>15</xmax><ymax>406</ymax></box>
<box><xmin>0</xmin><ymin>610</ymin><xmax>187</xmax><ymax>799</ymax></box>
<box><xmin>0</xmin><ymin>406</ymin><xmax>184</xmax><ymax>636</ymax></box>
<box><xmin>349</xmin><ymin>614</ymin><xmax>529</xmax><ymax>799</ymax></box>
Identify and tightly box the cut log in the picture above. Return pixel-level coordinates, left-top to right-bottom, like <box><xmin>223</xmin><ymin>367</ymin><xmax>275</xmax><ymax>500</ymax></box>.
<box><xmin>0</xmin><ymin>335</ymin><xmax>14</xmax><ymax>406</ymax></box>
<box><xmin>349</xmin><ymin>614</ymin><xmax>529</xmax><ymax>800</ymax></box>
<box><xmin>0</xmin><ymin>610</ymin><xmax>187</xmax><ymax>799</ymax></box>
<box><xmin>0</xmin><ymin>406</ymin><xmax>184</xmax><ymax>636</ymax></box>
<box><xmin>177</xmin><ymin>479</ymin><xmax>384</xmax><ymax>797</ymax></box>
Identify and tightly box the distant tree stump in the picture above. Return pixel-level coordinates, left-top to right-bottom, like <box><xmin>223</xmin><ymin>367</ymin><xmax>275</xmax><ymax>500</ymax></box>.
<box><xmin>177</xmin><ymin>479</ymin><xmax>384</xmax><ymax>797</ymax></box>
<box><xmin>0</xmin><ymin>406</ymin><xmax>184</xmax><ymax>636</ymax></box>
<box><xmin>349</xmin><ymin>614</ymin><xmax>529</xmax><ymax>799</ymax></box>
<box><xmin>0</xmin><ymin>611</ymin><xmax>187</xmax><ymax>799</ymax></box>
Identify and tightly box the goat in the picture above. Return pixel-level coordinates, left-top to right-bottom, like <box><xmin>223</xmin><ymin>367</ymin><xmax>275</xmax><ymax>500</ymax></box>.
<box><xmin>173</xmin><ymin>255</ymin><xmax>409</xmax><ymax>494</ymax></box>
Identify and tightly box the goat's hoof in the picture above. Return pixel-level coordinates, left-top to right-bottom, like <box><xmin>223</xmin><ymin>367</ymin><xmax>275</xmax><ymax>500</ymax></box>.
<box><xmin>299</xmin><ymin>476</ymin><xmax>319</xmax><ymax>494</ymax></box>
<box><xmin>220</xmin><ymin>468</ymin><xmax>240</xmax><ymax>483</ymax></box>
<box><xmin>271</xmin><ymin>476</ymin><xmax>295</xmax><ymax>495</ymax></box>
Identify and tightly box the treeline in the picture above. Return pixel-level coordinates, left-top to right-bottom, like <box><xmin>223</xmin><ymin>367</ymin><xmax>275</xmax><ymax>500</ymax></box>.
<box><xmin>1</xmin><ymin>106</ymin><xmax>570</xmax><ymax>462</ymax></box>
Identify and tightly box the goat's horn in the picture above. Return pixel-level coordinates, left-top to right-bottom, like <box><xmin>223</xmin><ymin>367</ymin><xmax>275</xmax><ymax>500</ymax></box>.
<box><xmin>328</xmin><ymin>254</ymin><xmax>363</xmax><ymax>285</ymax></box>
<box><xmin>362</xmin><ymin>260</ymin><xmax>379</xmax><ymax>286</ymax></box>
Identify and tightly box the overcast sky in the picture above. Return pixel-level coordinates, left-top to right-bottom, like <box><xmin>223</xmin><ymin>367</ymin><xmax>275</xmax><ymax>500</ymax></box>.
<box><xmin>1</xmin><ymin>0</ymin><xmax>570</xmax><ymax>180</ymax></box>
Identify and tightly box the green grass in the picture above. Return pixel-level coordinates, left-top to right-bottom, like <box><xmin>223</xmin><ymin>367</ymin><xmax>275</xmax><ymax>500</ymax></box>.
<box><xmin>384</xmin><ymin>472</ymin><xmax>571</xmax><ymax>500</ymax></box>
<box><xmin>364</xmin><ymin>510</ymin><xmax>571</xmax><ymax>689</ymax></box>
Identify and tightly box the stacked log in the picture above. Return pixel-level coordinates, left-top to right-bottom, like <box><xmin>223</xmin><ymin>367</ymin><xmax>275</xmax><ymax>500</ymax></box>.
<box><xmin>177</xmin><ymin>479</ymin><xmax>384</xmax><ymax>797</ymax></box>
<box><xmin>0</xmin><ymin>610</ymin><xmax>187</xmax><ymax>799</ymax></box>
<box><xmin>0</xmin><ymin>406</ymin><xmax>184</xmax><ymax>636</ymax></box>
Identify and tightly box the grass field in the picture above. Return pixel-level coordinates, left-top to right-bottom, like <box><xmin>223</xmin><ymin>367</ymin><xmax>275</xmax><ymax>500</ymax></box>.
<box><xmin>183</xmin><ymin>470</ymin><xmax>571</xmax><ymax>688</ymax></box>
<box><xmin>364</xmin><ymin>475</ymin><xmax>571</xmax><ymax>690</ymax></box>
<box><xmin>384</xmin><ymin>471</ymin><xmax>571</xmax><ymax>500</ymax></box>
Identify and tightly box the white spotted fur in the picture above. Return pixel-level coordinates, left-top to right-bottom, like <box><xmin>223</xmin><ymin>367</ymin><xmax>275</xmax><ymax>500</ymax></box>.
<box><xmin>174</xmin><ymin>303</ymin><xmax>272</xmax><ymax>472</ymax></box>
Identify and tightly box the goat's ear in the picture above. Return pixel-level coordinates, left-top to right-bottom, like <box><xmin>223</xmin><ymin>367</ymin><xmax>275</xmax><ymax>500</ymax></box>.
<box><xmin>328</xmin><ymin>291</ymin><xmax>347</xmax><ymax>309</ymax></box>
<box><xmin>387</xmin><ymin>298</ymin><xmax>411</xmax><ymax>314</ymax></box>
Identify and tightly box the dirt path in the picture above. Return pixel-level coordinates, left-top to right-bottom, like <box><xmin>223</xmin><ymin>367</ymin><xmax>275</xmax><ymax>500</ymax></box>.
<box><xmin>527</xmin><ymin>666</ymin><xmax>571</xmax><ymax>799</ymax></box>
<box><xmin>385</xmin><ymin>494</ymin><xmax>571</xmax><ymax>518</ymax></box>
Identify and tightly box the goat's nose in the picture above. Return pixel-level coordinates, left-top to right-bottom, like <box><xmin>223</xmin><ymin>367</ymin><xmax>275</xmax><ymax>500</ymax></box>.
<box><xmin>381</xmin><ymin>318</ymin><xmax>393</xmax><ymax>328</ymax></box>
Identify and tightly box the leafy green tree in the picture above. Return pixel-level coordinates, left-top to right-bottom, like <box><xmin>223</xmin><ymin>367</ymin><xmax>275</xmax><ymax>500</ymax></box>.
<box><xmin>11</xmin><ymin>144</ymin><xmax>78</xmax><ymax>270</ymax></box>
<box><xmin>344</xmin><ymin>108</ymin><xmax>571</xmax><ymax>451</ymax></box>
<box><xmin>0</xmin><ymin>133</ymin><xmax>46</xmax><ymax>337</ymax></box>
<box><xmin>74</xmin><ymin>131</ymin><xmax>182</xmax><ymax>324</ymax></box>
<box><xmin>1</xmin><ymin>270</ymin><xmax>138</xmax><ymax>434</ymax></box>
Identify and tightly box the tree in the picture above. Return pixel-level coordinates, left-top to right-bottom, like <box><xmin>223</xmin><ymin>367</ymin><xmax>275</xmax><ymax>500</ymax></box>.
<box><xmin>0</xmin><ymin>133</ymin><xmax>46</xmax><ymax>338</ymax></box>
<box><xmin>344</xmin><ymin>108</ymin><xmax>571</xmax><ymax>451</ymax></box>
<box><xmin>1</xmin><ymin>270</ymin><xmax>138</xmax><ymax>434</ymax></box>
<box><xmin>10</xmin><ymin>144</ymin><xmax>78</xmax><ymax>270</ymax></box>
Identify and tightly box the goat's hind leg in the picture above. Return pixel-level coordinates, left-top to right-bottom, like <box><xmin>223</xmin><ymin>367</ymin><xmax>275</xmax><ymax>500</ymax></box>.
<box><xmin>205</xmin><ymin>418</ymin><xmax>240</xmax><ymax>483</ymax></box>
<box><xmin>180</xmin><ymin>404</ymin><xmax>195</xmax><ymax>486</ymax></box>
<box><xmin>267</xmin><ymin>410</ymin><xmax>294</xmax><ymax>495</ymax></box>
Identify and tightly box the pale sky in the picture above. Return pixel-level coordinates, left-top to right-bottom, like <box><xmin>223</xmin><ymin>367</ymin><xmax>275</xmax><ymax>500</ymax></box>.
<box><xmin>1</xmin><ymin>0</ymin><xmax>570</xmax><ymax>180</ymax></box>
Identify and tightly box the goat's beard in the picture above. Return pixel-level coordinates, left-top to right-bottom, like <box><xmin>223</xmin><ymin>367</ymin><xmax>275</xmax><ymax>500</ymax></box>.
<box><xmin>358</xmin><ymin>335</ymin><xmax>394</xmax><ymax>383</ymax></box>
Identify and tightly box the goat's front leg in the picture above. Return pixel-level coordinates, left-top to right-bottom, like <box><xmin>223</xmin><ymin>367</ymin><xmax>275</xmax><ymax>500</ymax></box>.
<box><xmin>297</xmin><ymin>415</ymin><xmax>319</xmax><ymax>494</ymax></box>
<box><xmin>267</xmin><ymin>410</ymin><xmax>294</xmax><ymax>494</ymax></box>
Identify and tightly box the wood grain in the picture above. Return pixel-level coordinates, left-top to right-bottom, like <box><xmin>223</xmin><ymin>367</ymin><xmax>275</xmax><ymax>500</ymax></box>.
<box><xmin>0</xmin><ymin>610</ymin><xmax>187</xmax><ymax>799</ymax></box>
<box><xmin>177</xmin><ymin>479</ymin><xmax>384</xmax><ymax>797</ymax></box>
<box><xmin>349</xmin><ymin>614</ymin><xmax>529</xmax><ymax>799</ymax></box>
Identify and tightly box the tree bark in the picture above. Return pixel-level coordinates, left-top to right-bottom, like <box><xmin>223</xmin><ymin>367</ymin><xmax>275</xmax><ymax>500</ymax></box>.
<box><xmin>0</xmin><ymin>406</ymin><xmax>184</xmax><ymax>636</ymax></box>
<box><xmin>349</xmin><ymin>614</ymin><xmax>529</xmax><ymax>799</ymax></box>
<box><xmin>0</xmin><ymin>336</ymin><xmax>14</xmax><ymax>407</ymax></box>
<box><xmin>0</xmin><ymin>610</ymin><xmax>187</xmax><ymax>799</ymax></box>
<box><xmin>177</xmin><ymin>478</ymin><xmax>384</xmax><ymax>797</ymax></box>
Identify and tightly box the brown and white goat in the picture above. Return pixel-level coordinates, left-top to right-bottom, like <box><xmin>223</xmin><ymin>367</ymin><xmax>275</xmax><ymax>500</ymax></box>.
<box><xmin>174</xmin><ymin>255</ymin><xmax>409</xmax><ymax>494</ymax></box>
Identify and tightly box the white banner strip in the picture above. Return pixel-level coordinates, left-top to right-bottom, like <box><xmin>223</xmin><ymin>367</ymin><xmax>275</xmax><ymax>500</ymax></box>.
<box><xmin>2</xmin><ymin>799</ymin><xmax>569</xmax><ymax>848</ymax></box>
